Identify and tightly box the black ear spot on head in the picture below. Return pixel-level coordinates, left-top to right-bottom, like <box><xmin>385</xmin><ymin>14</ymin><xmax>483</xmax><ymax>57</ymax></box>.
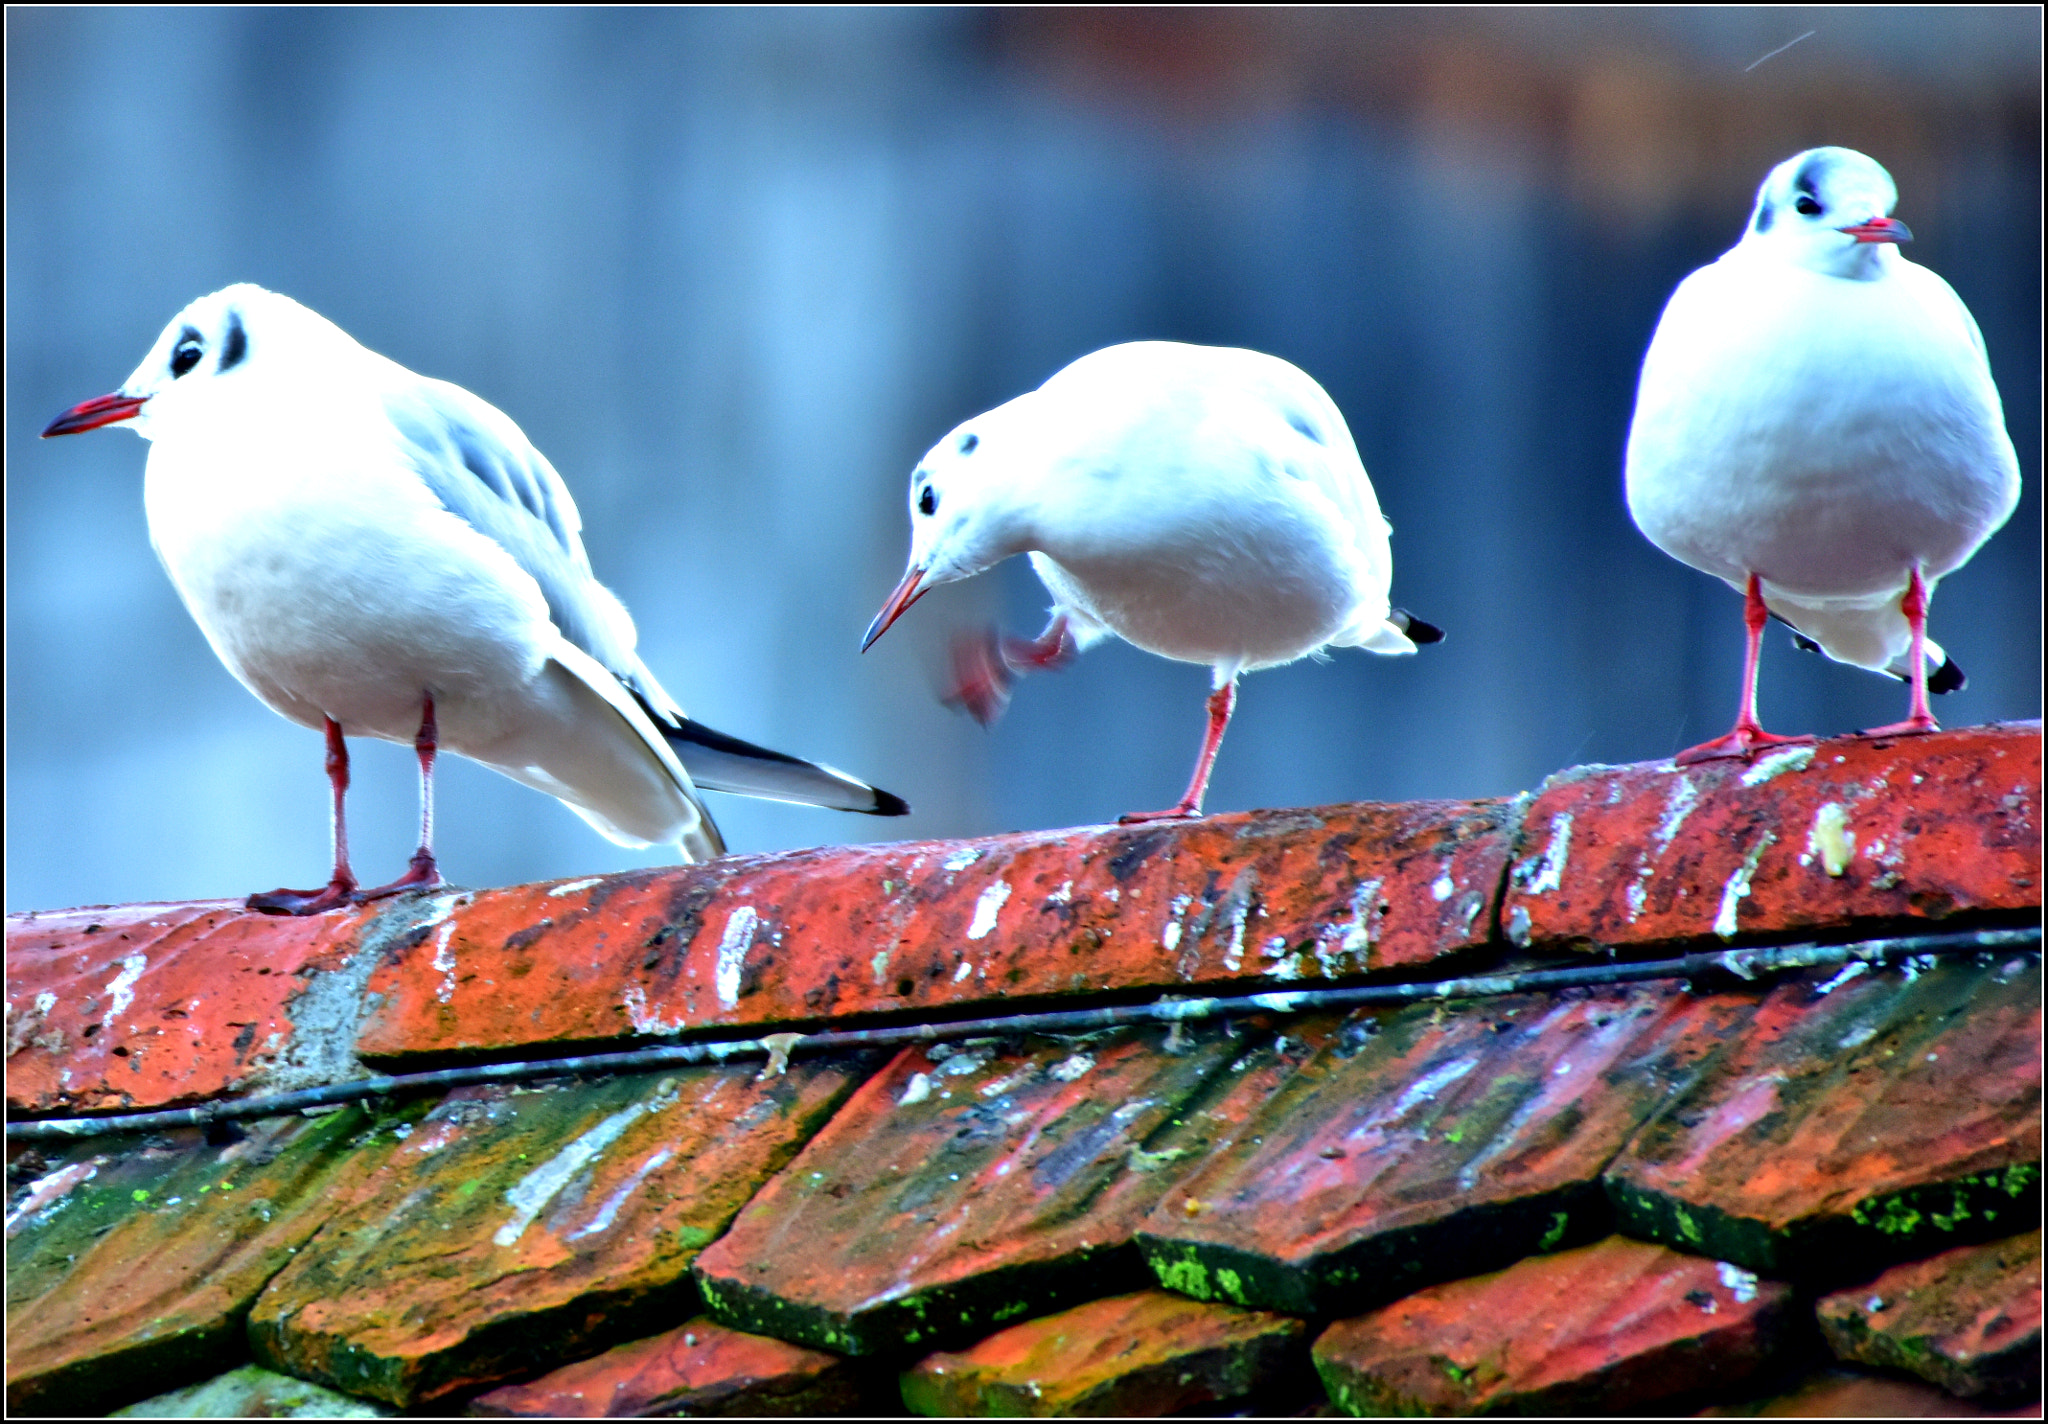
<box><xmin>958</xmin><ymin>432</ymin><xmax>978</xmax><ymax>455</ymax></box>
<box><xmin>219</xmin><ymin>311</ymin><xmax>248</xmax><ymax>372</ymax></box>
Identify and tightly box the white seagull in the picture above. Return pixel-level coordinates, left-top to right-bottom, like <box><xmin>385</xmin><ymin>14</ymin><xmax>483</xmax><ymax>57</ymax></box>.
<box><xmin>1626</xmin><ymin>147</ymin><xmax>2021</xmax><ymax>764</ymax></box>
<box><xmin>44</xmin><ymin>283</ymin><xmax>906</xmax><ymax>914</ymax></box>
<box><xmin>861</xmin><ymin>340</ymin><xmax>1441</xmax><ymax>822</ymax></box>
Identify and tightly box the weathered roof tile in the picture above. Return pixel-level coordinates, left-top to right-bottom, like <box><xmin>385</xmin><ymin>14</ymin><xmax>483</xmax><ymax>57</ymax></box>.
<box><xmin>247</xmin><ymin>1059</ymin><xmax>870</xmax><ymax>1408</ymax></box>
<box><xmin>1135</xmin><ymin>984</ymin><xmax>1755</xmax><ymax>1316</ymax></box>
<box><xmin>4</xmin><ymin>901</ymin><xmax>371</xmax><ymax>1115</ymax></box>
<box><xmin>1816</xmin><ymin>1230</ymin><xmax>2041</xmax><ymax>1404</ymax></box>
<box><xmin>1310</xmin><ymin>1235</ymin><xmax>1792</xmax><ymax>1415</ymax></box>
<box><xmin>352</xmin><ymin>798</ymin><xmax>1514</xmax><ymax>1062</ymax></box>
<box><xmin>5</xmin><ymin>1110</ymin><xmax>366</xmax><ymax>1417</ymax></box>
<box><xmin>466</xmin><ymin>1315</ymin><xmax>862</xmax><ymax>1417</ymax></box>
<box><xmin>1501</xmin><ymin>723</ymin><xmax>2040</xmax><ymax>952</ymax></box>
<box><xmin>901</xmin><ymin>1288</ymin><xmax>1307</xmax><ymax>1416</ymax></box>
<box><xmin>692</xmin><ymin>1024</ymin><xmax>1274</xmax><ymax>1356</ymax></box>
<box><xmin>1607</xmin><ymin>956</ymin><xmax>2042</xmax><ymax>1280</ymax></box>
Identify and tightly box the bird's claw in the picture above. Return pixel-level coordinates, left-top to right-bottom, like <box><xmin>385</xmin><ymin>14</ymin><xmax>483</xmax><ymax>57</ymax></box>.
<box><xmin>246</xmin><ymin>878</ymin><xmax>358</xmax><ymax>916</ymax></box>
<box><xmin>942</xmin><ymin>628</ymin><xmax>1017</xmax><ymax>727</ymax></box>
<box><xmin>1672</xmin><ymin>725</ymin><xmax>1816</xmax><ymax>766</ymax></box>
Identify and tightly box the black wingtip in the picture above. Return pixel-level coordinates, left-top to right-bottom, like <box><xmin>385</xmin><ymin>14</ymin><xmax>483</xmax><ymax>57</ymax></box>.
<box><xmin>1791</xmin><ymin>632</ymin><xmax>1821</xmax><ymax>654</ymax></box>
<box><xmin>870</xmin><ymin>788</ymin><xmax>912</xmax><ymax>817</ymax></box>
<box><xmin>1392</xmin><ymin>609</ymin><xmax>1445</xmax><ymax>646</ymax></box>
<box><xmin>1929</xmin><ymin>656</ymin><xmax>1966</xmax><ymax>695</ymax></box>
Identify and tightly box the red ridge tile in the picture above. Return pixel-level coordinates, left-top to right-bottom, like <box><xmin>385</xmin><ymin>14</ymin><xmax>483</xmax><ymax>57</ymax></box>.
<box><xmin>467</xmin><ymin>1316</ymin><xmax>860</xmax><ymax>1417</ymax></box>
<box><xmin>1607</xmin><ymin>957</ymin><xmax>2042</xmax><ymax>1280</ymax></box>
<box><xmin>1816</xmin><ymin>1231</ymin><xmax>2042</xmax><ymax>1404</ymax></box>
<box><xmin>1136</xmin><ymin>985</ymin><xmax>1756</xmax><ymax>1316</ymax></box>
<box><xmin>1311</xmin><ymin>1236</ymin><xmax>1792</xmax><ymax>1415</ymax></box>
<box><xmin>352</xmin><ymin>799</ymin><xmax>1514</xmax><ymax>1061</ymax></box>
<box><xmin>900</xmin><ymin>1289</ymin><xmax>1306</xmax><ymax>1416</ymax></box>
<box><xmin>4</xmin><ymin>901</ymin><xmax>374</xmax><ymax>1115</ymax></box>
<box><xmin>1500</xmin><ymin>723</ymin><xmax>2041</xmax><ymax>953</ymax></box>
<box><xmin>246</xmin><ymin>1060</ymin><xmax>868</xmax><ymax>1408</ymax></box>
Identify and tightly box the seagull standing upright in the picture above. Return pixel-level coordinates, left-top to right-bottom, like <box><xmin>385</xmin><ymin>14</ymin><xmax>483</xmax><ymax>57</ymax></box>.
<box><xmin>44</xmin><ymin>283</ymin><xmax>906</xmax><ymax>914</ymax></box>
<box><xmin>1626</xmin><ymin>147</ymin><xmax>2020</xmax><ymax>765</ymax></box>
<box><xmin>861</xmin><ymin>340</ymin><xmax>1441</xmax><ymax>822</ymax></box>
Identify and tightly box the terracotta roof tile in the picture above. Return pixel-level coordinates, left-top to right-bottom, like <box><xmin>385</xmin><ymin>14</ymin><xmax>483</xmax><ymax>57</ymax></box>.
<box><xmin>1310</xmin><ymin>1235</ymin><xmax>1793</xmax><ymax>1415</ymax></box>
<box><xmin>1501</xmin><ymin>723</ymin><xmax>2041</xmax><ymax>953</ymax></box>
<box><xmin>1135</xmin><ymin>983</ymin><xmax>1754</xmax><ymax>1315</ymax></box>
<box><xmin>350</xmin><ymin>797</ymin><xmax>1515</xmax><ymax>1063</ymax></box>
<box><xmin>6</xmin><ymin>722</ymin><xmax>2040</xmax><ymax>1417</ymax></box>
<box><xmin>1608</xmin><ymin>955</ymin><xmax>2041</xmax><ymax>1277</ymax></box>
<box><xmin>901</xmin><ymin>1288</ymin><xmax>1307</xmax><ymax>1416</ymax></box>
<box><xmin>468</xmin><ymin>1316</ymin><xmax>863</xmax><ymax>1417</ymax></box>
<box><xmin>691</xmin><ymin>1027</ymin><xmax>1254</xmax><ymax>1356</ymax></box>
<box><xmin>244</xmin><ymin>1062</ymin><xmax>869</xmax><ymax>1409</ymax></box>
<box><xmin>5</xmin><ymin>1111</ymin><xmax>364</xmax><ymax>1416</ymax></box>
<box><xmin>1815</xmin><ymin>1230</ymin><xmax>2042</xmax><ymax>1404</ymax></box>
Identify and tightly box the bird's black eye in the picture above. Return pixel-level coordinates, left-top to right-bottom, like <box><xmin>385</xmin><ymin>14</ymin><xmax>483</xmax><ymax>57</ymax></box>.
<box><xmin>918</xmin><ymin>485</ymin><xmax>938</xmax><ymax>517</ymax></box>
<box><xmin>958</xmin><ymin>432</ymin><xmax>978</xmax><ymax>455</ymax></box>
<box><xmin>1794</xmin><ymin>195</ymin><xmax>1823</xmax><ymax>217</ymax></box>
<box><xmin>170</xmin><ymin>341</ymin><xmax>203</xmax><ymax>378</ymax></box>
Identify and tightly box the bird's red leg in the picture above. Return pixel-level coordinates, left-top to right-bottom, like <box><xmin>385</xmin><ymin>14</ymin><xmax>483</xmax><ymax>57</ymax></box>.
<box><xmin>247</xmin><ymin>717</ymin><xmax>360</xmax><ymax>915</ymax></box>
<box><xmin>1674</xmin><ymin>573</ymin><xmax>1816</xmax><ymax>766</ymax></box>
<box><xmin>359</xmin><ymin>694</ymin><xmax>446</xmax><ymax>901</ymax></box>
<box><xmin>1120</xmin><ymin>679</ymin><xmax>1237</xmax><ymax>824</ymax></box>
<box><xmin>944</xmin><ymin>614</ymin><xmax>1075</xmax><ymax>726</ymax></box>
<box><xmin>1862</xmin><ymin>567</ymin><xmax>1940</xmax><ymax>738</ymax></box>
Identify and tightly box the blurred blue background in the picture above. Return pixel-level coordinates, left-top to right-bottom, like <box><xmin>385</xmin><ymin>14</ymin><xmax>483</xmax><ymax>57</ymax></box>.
<box><xmin>7</xmin><ymin>8</ymin><xmax>2039</xmax><ymax>913</ymax></box>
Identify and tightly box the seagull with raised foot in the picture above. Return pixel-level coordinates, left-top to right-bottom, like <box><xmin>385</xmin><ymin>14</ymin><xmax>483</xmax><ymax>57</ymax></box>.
<box><xmin>861</xmin><ymin>340</ymin><xmax>1441</xmax><ymax>823</ymax></box>
<box><xmin>1626</xmin><ymin>147</ymin><xmax>2020</xmax><ymax>765</ymax></box>
<box><xmin>44</xmin><ymin>283</ymin><xmax>906</xmax><ymax>914</ymax></box>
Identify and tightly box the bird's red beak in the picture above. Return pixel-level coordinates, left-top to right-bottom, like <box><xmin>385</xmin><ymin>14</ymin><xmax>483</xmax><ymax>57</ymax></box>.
<box><xmin>42</xmin><ymin>392</ymin><xmax>148</xmax><ymax>437</ymax></box>
<box><xmin>1838</xmin><ymin>216</ymin><xmax>1912</xmax><ymax>245</ymax></box>
<box><xmin>862</xmin><ymin>565</ymin><xmax>929</xmax><ymax>651</ymax></box>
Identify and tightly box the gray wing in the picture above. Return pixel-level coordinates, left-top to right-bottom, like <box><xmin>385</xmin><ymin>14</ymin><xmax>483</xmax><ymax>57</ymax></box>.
<box><xmin>384</xmin><ymin>377</ymin><xmax>647</xmax><ymax>683</ymax></box>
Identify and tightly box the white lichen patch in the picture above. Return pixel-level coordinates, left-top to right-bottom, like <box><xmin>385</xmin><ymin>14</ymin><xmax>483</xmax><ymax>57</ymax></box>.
<box><xmin>1713</xmin><ymin>832</ymin><xmax>1777</xmax><ymax>941</ymax></box>
<box><xmin>1655</xmin><ymin>776</ymin><xmax>1699</xmax><ymax>851</ymax></box>
<box><xmin>1047</xmin><ymin>880</ymin><xmax>1073</xmax><ymax>905</ymax></box>
<box><xmin>494</xmin><ymin>1089</ymin><xmax>672</xmax><ymax>1248</ymax></box>
<box><xmin>1505</xmin><ymin>905</ymin><xmax>1533</xmax><ymax>947</ymax></box>
<box><xmin>620</xmin><ymin>986</ymin><xmax>687</xmax><ymax>1037</ymax></box>
<box><xmin>941</xmin><ymin>847</ymin><xmax>981</xmax><ymax>872</ymax></box>
<box><xmin>432</xmin><ymin>921</ymin><xmax>459</xmax><ymax>1006</ymax></box>
<box><xmin>898</xmin><ymin>1072</ymin><xmax>933</xmax><ymax>1106</ymax></box>
<box><xmin>1740</xmin><ymin>745</ymin><xmax>1814</xmax><ymax>786</ymax></box>
<box><xmin>546</xmin><ymin>877</ymin><xmax>604</xmax><ymax>898</ymax></box>
<box><xmin>102</xmin><ymin>952</ymin><xmax>147</xmax><ymax>1028</ymax></box>
<box><xmin>953</xmin><ymin>960</ymin><xmax>974</xmax><ymax>983</ymax></box>
<box><xmin>1804</xmin><ymin>803</ymin><xmax>1855</xmax><ymax>877</ymax></box>
<box><xmin>967</xmin><ymin>880</ymin><xmax>1011</xmax><ymax>941</ymax></box>
<box><xmin>1518</xmin><ymin>813</ymin><xmax>1573</xmax><ymax>895</ymax></box>
<box><xmin>1161</xmin><ymin>893</ymin><xmax>1194</xmax><ymax>953</ymax></box>
<box><xmin>870</xmin><ymin>949</ymin><xmax>891</xmax><ymax>987</ymax></box>
<box><xmin>1049</xmin><ymin>1052</ymin><xmax>1095</xmax><ymax>1082</ymax></box>
<box><xmin>1431</xmin><ymin>870</ymin><xmax>1455</xmax><ymax>902</ymax></box>
<box><xmin>715</xmin><ymin>907</ymin><xmax>759</xmax><ymax>1010</ymax></box>
<box><xmin>568</xmin><ymin>1147</ymin><xmax>672</xmax><ymax>1240</ymax></box>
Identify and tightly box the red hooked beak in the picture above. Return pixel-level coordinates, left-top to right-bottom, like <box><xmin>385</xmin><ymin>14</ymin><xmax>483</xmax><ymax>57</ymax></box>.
<box><xmin>42</xmin><ymin>392</ymin><xmax>148</xmax><ymax>437</ymax></box>
<box><xmin>1839</xmin><ymin>216</ymin><xmax>1912</xmax><ymax>245</ymax></box>
<box><xmin>862</xmin><ymin>565</ymin><xmax>930</xmax><ymax>652</ymax></box>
